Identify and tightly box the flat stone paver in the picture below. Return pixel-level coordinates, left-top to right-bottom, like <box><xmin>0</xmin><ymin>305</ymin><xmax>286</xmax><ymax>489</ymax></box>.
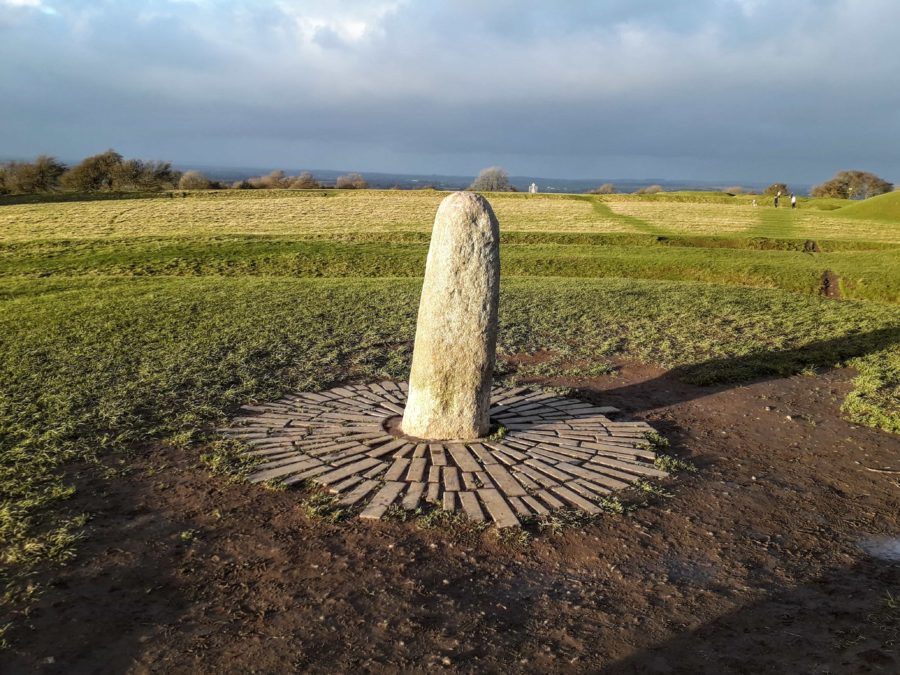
<box><xmin>221</xmin><ymin>383</ymin><xmax>670</xmax><ymax>527</ymax></box>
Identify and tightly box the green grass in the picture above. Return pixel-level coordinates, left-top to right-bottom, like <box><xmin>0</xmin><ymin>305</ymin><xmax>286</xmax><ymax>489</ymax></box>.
<box><xmin>1</xmin><ymin>189</ymin><xmax>898</xmax><ymax>631</ymax></box>
<box><xmin>605</xmin><ymin>198</ymin><xmax>900</xmax><ymax>243</ymax></box>
<box><xmin>2</xmin><ymin>276</ymin><xmax>898</xmax><ymax>604</ymax></box>
<box><xmin>1</xmin><ymin>235</ymin><xmax>897</xmax><ymax>302</ymax></box>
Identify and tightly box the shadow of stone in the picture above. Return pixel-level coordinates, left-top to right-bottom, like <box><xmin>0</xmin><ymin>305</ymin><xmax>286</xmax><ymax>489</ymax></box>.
<box><xmin>671</xmin><ymin>325</ymin><xmax>900</xmax><ymax>386</ymax></box>
<box><xmin>582</xmin><ymin>325</ymin><xmax>900</xmax><ymax>415</ymax></box>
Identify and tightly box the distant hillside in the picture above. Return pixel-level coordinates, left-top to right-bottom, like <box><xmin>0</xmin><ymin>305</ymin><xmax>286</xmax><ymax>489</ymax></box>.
<box><xmin>182</xmin><ymin>164</ymin><xmax>785</xmax><ymax>195</ymax></box>
<box><xmin>837</xmin><ymin>191</ymin><xmax>900</xmax><ymax>221</ymax></box>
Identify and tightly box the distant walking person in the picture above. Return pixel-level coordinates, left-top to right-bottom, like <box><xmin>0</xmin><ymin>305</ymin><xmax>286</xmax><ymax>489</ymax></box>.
<box><xmin>752</xmin><ymin>198</ymin><xmax>758</xmax><ymax>207</ymax></box>
<box><xmin>791</xmin><ymin>194</ymin><xmax>797</xmax><ymax>209</ymax></box>
<box><xmin>774</xmin><ymin>192</ymin><xmax>780</xmax><ymax>208</ymax></box>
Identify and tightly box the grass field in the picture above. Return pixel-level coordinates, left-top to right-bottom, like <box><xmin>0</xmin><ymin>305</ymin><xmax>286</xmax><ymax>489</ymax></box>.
<box><xmin>1</xmin><ymin>188</ymin><xmax>899</xmax><ymax>638</ymax></box>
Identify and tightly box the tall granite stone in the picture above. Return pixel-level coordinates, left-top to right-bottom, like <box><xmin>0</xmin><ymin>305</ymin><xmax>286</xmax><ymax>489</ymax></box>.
<box><xmin>401</xmin><ymin>191</ymin><xmax>500</xmax><ymax>440</ymax></box>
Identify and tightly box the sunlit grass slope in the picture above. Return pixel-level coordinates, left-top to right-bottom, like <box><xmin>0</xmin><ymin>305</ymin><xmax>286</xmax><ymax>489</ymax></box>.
<box><xmin>836</xmin><ymin>190</ymin><xmax>900</xmax><ymax>221</ymax></box>
<box><xmin>1</xmin><ymin>189</ymin><xmax>898</xmax><ymax>242</ymax></box>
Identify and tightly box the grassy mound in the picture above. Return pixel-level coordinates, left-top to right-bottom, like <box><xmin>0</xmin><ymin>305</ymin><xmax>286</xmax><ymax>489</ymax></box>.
<box><xmin>837</xmin><ymin>190</ymin><xmax>900</xmax><ymax>221</ymax></box>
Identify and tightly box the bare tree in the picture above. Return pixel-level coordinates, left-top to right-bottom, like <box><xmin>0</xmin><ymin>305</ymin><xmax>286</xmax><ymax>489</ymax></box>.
<box><xmin>247</xmin><ymin>170</ymin><xmax>291</xmax><ymax>189</ymax></box>
<box><xmin>178</xmin><ymin>170</ymin><xmax>212</xmax><ymax>190</ymax></box>
<box><xmin>290</xmin><ymin>171</ymin><xmax>321</xmax><ymax>189</ymax></box>
<box><xmin>110</xmin><ymin>159</ymin><xmax>179</xmax><ymax>191</ymax></box>
<box><xmin>335</xmin><ymin>173</ymin><xmax>369</xmax><ymax>189</ymax></box>
<box><xmin>60</xmin><ymin>150</ymin><xmax>124</xmax><ymax>191</ymax></box>
<box><xmin>0</xmin><ymin>155</ymin><xmax>67</xmax><ymax>194</ymax></box>
<box><xmin>469</xmin><ymin>166</ymin><xmax>513</xmax><ymax>192</ymax></box>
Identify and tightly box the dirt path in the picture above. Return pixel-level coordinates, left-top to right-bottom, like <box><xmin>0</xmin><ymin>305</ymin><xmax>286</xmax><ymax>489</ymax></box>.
<box><xmin>2</xmin><ymin>365</ymin><xmax>898</xmax><ymax>673</ymax></box>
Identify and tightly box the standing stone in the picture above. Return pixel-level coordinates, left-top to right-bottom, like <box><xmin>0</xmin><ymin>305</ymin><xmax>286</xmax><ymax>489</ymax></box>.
<box><xmin>401</xmin><ymin>192</ymin><xmax>500</xmax><ymax>440</ymax></box>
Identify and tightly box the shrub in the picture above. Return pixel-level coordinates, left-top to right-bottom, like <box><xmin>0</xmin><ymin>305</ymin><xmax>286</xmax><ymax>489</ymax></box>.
<box><xmin>764</xmin><ymin>182</ymin><xmax>789</xmax><ymax>196</ymax></box>
<box><xmin>589</xmin><ymin>183</ymin><xmax>616</xmax><ymax>194</ymax></box>
<box><xmin>635</xmin><ymin>184</ymin><xmax>663</xmax><ymax>194</ymax></box>
<box><xmin>724</xmin><ymin>185</ymin><xmax>745</xmax><ymax>195</ymax></box>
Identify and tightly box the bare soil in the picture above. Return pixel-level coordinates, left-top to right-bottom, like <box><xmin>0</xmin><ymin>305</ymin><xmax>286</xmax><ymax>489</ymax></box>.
<box><xmin>821</xmin><ymin>269</ymin><xmax>842</xmax><ymax>298</ymax></box>
<box><xmin>2</xmin><ymin>363</ymin><xmax>899</xmax><ymax>674</ymax></box>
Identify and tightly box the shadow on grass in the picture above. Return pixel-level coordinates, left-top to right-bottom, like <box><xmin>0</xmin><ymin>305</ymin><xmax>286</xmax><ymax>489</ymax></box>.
<box><xmin>588</xmin><ymin>325</ymin><xmax>900</xmax><ymax>415</ymax></box>
<box><xmin>603</xmin><ymin>559</ymin><xmax>899</xmax><ymax>674</ymax></box>
<box><xmin>0</xmin><ymin>191</ymin><xmax>177</xmax><ymax>206</ymax></box>
<box><xmin>0</xmin><ymin>450</ymin><xmax>194</xmax><ymax>673</ymax></box>
<box><xmin>670</xmin><ymin>325</ymin><xmax>900</xmax><ymax>386</ymax></box>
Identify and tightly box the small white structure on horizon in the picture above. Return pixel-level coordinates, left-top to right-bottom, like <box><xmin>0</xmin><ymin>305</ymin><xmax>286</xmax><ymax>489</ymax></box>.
<box><xmin>528</xmin><ymin>182</ymin><xmax>538</xmax><ymax>194</ymax></box>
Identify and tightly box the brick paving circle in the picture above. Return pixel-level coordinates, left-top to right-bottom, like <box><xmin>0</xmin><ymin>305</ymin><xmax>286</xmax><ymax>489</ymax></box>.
<box><xmin>219</xmin><ymin>382</ymin><xmax>669</xmax><ymax>527</ymax></box>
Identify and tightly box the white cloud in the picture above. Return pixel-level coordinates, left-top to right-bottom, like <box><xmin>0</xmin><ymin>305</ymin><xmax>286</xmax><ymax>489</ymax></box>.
<box><xmin>273</xmin><ymin>0</ymin><xmax>404</xmax><ymax>45</ymax></box>
<box><xmin>0</xmin><ymin>0</ymin><xmax>56</xmax><ymax>15</ymax></box>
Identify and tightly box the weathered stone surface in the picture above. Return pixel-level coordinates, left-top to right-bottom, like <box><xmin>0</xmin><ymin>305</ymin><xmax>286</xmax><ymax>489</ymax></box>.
<box><xmin>401</xmin><ymin>192</ymin><xmax>500</xmax><ymax>440</ymax></box>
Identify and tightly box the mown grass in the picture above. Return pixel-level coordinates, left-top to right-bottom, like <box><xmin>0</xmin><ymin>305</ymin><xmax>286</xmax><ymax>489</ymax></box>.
<box><xmin>0</xmin><ymin>190</ymin><xmax>604</xmax><ymax>240</ymax></box>
<box><xmin>605</xmin><ymin>199</ymin><xmax>900</xmax><ymax>243</ymax></box>
<box><xmin>1</xmin><ymin>189</ymin><xmax>897</xmax><ymax>242</ymax></box>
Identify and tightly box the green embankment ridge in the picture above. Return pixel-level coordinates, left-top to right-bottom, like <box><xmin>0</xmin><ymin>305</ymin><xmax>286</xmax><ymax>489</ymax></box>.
<box><xmin>836</xmin><ymin>190</ymin><xmax>900</xmax><ymax>221</ymax></box>
<box><xmin>1</xmin><ymin>236</ymin><xmax>897</xmax><ymax>302</ymax></box>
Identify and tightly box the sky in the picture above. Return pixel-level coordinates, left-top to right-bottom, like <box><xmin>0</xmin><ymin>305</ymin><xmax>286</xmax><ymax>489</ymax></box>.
<box><xmin>1</xmin><ymin>0</ymin><xmax>899</xmax><ymax>183</ymax></box>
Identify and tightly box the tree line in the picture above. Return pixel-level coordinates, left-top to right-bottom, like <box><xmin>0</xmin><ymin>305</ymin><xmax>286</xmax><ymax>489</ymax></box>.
<box><xmin>0</xmin><ymin>150</ymin><xmax>370</xmax><ymax>195</ymax></box>
<box><xmin>2</xmin><ymin>152</ymin><xmax>893</xmax><ymax>199</ymax></box>
<box><xmin>470</xmin><ymin>166</ymin><xmax>893</xmax><ymax>198</ymax></box>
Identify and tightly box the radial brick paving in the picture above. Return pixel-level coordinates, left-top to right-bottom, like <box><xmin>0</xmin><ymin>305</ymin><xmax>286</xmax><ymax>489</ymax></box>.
<box><xmin>218</xmin><ymin>382</ymin><xmax>668</xmax><ymax>528</ymax></box>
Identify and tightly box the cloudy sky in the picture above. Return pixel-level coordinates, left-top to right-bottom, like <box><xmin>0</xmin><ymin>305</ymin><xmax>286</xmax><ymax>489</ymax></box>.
<box><xmin>1</xmin><ymin>0</ymin><xmax>898</xmax><ymax>182</ymax></box>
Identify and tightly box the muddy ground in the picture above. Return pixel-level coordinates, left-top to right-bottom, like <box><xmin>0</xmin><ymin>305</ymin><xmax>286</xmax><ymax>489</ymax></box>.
<box><xmin>2</xmin><ymin>363</ymin><xmax>898</xmax><ymax>673</ymax></box>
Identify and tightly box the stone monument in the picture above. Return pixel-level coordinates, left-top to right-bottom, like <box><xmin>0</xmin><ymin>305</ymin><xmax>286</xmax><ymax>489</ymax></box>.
<box><xmin>220</xmin><ymin>190</ymin><xmax>670</xmax><ymax>526</ymax></box>
<box><xmin>400</xmin><ymin>192</ymin><xmax>500</xmax><ymax>440</ymax></box>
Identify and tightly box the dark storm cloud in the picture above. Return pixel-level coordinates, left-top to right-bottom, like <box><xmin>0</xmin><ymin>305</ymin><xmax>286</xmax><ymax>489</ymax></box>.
<box><xmin>1</xmin><ymin>0</ymin><xmax>898</xmax><ymax>182</ymax></box>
